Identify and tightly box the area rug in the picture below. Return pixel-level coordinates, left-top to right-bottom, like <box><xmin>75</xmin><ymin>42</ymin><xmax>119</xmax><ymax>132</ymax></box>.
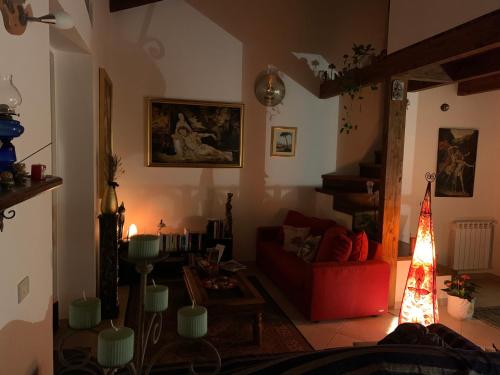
<box><xmin>124</xmin><ymin>274</ymin><xmax>313</xmax><ymax>366</ymax></box>
<box><xmin>474</xmin><ymin>306</ymin><xmax>500</xmax><ymax>329</ymax></box>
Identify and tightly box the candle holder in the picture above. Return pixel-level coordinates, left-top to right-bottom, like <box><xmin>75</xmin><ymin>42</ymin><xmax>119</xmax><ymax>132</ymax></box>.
<box><xmin>57</xmin><ymin>328</ymin><xmax>136</xmax><ymax>375</ymax></box>
<box><xmin>120</xmin><ymin>252</ymin><xmax>221</xmax><ymax>375</ymax></box>
<box><xmin>58</xmin><ymin>251</ymin><xmax>220</xmax><ymax>375</ymax></box>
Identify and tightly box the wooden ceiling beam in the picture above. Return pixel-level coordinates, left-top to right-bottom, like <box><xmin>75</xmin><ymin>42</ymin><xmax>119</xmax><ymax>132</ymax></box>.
<box><xmin>109</xmin><ymin>0</ymin><xmax>163</xmax><ymax>12</ymax></box>
<box><xmin>442</xmin><ymin>47</ymin><xmax>500</xmax><ymax>81</ymax></box>
<box><xmin>457</xmin><ymin>72</ymin><xmax>500</xmax><ymax>96</ymax></box>
<box><xmin>320</xmin><ymin>9</ymin><xmax>500</xmax><ymax>99</ymax></box>
<box><xmin>407</xmin><ymin>80</ymin><xmax>448</xmax><ymax>92</ymax></box>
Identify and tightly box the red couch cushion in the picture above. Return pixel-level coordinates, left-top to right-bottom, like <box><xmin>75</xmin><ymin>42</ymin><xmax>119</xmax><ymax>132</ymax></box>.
<box><xmin>316</xmin><ymin>233</ymin><xmax>352</xmax><ymax>262</ymax></box>
<box><xmin>317</xmin><ymin>224</ymin><xmax>348</xmax><ymax>251</ymax></box>
<box><xmin>284</xmin><ymin>210</ymin><xmax>336</xmax><ymax>236</ymax></box>
<box><xmin>349</xmin><ymin>231</ymin><xmax>369</xmax><ymax>262</ymax></box>
<box><xmin>257</xmin><ymin>241</ymin><xmax>307</xmax><ymax>291</ymax></box>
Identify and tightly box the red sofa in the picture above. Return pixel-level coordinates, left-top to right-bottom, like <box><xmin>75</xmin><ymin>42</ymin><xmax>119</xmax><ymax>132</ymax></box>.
<box><xmin>256</xmin><ymin>212</ymin><xmax>390</xmax><ymax>321</ymax></box>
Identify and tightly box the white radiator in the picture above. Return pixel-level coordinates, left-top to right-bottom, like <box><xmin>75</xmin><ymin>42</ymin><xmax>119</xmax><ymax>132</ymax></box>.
<box><xmin>451</xmin><ymin>219</ymin><xmax>496</xmax><ymax>271</ymax></box>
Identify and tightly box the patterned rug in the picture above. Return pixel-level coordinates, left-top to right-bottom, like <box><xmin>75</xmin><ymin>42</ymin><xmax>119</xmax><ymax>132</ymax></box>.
<box><xmin>125</xmin><ymin>274</ymin><xmax>313</xmax><ymax>366</ymax></box>
<box><xmin>474</xmin><ymin>306</ymin><xmax>500</xmax><ymax>329</ymax></box>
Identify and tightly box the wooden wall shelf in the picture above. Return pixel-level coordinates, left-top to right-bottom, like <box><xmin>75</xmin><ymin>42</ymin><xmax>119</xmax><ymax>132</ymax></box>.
<box><xmin>0</xmin><ymin>175</ymin><xmax>62</xmax><ymax>231</ymax></box>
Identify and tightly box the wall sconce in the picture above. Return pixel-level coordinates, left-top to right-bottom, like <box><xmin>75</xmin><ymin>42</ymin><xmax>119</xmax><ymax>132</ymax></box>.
<box><xmin>1</xmin><ymin>1</ymin><xmax>74</xmax><ymax>36</ymax></box>
<box><xmin>254</xmin><ymin>66</ymin><xmax>286</xmax><ymax>107</ymax></box>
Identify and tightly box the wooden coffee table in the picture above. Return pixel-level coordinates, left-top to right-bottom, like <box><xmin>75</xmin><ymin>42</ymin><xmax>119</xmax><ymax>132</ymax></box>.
<box><xmin>182</xmin><ymin>266</ymin><xmax>266</xmax><ymax>345</ymax></box>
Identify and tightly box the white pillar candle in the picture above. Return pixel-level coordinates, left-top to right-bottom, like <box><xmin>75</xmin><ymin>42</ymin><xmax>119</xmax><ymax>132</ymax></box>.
<box><xmin>129</xmin><ymin>234</ymin><xmax>160</xmax><ymax>258</ymax></box>
<box><xmin>145</xmin><ymin>281</ymin><xmax>169</xmax><ymax>312</ymax></box>
<box><xmin>69</xmin><ymin>295</ymin><xmax>101</xmax><ymax>330</ymax></box>
<box><xmin>177</xmin><ymin>304</ymin><xmax>207</xmax><ymax>338</ymax></box>
<box><xmin>97</xmin><ymin>323</ymin><xmax>134</xmax><ymax>368</ymax></box>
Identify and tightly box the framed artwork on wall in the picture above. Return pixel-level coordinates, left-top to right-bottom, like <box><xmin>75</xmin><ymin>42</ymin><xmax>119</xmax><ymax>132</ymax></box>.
<box><xmin>145</xmin><ymin>98</ymin><xmax>244</xmax><ymax>168</ymax></box>
<box><xmin>435</xmin><ymin>128</ymin><xmax>478</xmax><ymax>197</ymax></box>
<box><xmin>98</xmin><ymin>68</ymin><xmax>113</xmax><ymax>198</ymax></box>
<box><xmin>271</xmin><ymin>126</ymin><xmax>297</xmax><ymax>157</ymax></box>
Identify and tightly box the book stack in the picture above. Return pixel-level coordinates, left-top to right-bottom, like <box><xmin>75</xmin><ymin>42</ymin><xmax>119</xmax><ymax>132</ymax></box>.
<box><xmin>159</xmin><ymin>231</ymin><xmax>204</xmax><ymax>252</ymax></box>
<box><xmin>207</xmin><ymin>218</ymin><xmax>226</xmax><ymax>240</ymax></box>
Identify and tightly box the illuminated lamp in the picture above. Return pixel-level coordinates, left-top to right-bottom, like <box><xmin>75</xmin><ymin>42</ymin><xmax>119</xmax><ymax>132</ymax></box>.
<box><xmin>127</xmin><ymin>224</ymin><xmax>138</xmax><ymax>239</ymax></box>
<box><xmin>399</xmin><ymin>173</ymin><xmax>439</xmax><ymax>326</ymax></box>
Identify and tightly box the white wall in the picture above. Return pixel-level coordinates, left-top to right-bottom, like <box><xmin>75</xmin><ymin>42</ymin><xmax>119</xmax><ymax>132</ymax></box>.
<box><xmin>92</xmin><ymin>0</ymin><xmax>338</xmax><ymax>260</ymax></box>
<box><xmin>401</xmin><ymin>84</ymin><xmax>500</xmax><ymax>273</ymax></box>
<box><xmin>400</xmin><ymin>92</ymin><xmax>419</xmax><ymax>242</ymax></box>
<box><xmin>52</xmin><ymin>50</ymin><xmax>94</xmax><ymax>318</ymax></box>
<box><xmin>0</xmin><ymin>0</ymin><xmax>54</xmax><ymax>372</ymax></box>
<box><xmin>388</xmin><ymin>0</ymin><xmax>500</xmax><ymax>53</ymax></box>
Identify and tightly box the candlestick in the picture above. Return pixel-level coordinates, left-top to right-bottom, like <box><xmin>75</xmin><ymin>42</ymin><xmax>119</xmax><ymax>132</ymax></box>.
<box><xmin>97</xmin><ymin>322</ymin><xmax>134</xmax><ymax>368</ymax></box>
<box><xmin>145</xmin><ymin>281</ymin><xmax>169</xmax><ymax>312</ymax></box>
<box><xmin>129</xmin><ymin>234</ymin><xmax>160</xmax><ymax>258</ymax></box>
<box><xmin>177</xmin><ymin>303</ymin><xmax>207</xmax><ymax>339</ymax></box>
<box><xmin>68</xmin><ymin>293</ymin><xmax>101</xmax><ymax>330</ymax></box>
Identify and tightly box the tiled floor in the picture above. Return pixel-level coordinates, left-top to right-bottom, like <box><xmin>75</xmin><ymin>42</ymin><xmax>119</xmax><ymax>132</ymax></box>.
<box><xmin>254</xmin><ymin>267</ymin><xmax>500</xmax><ymax>351</ymax></box>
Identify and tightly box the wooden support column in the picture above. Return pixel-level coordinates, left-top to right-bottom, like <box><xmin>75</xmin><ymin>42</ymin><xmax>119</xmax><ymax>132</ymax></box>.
<box><xmin>379</xmin><ymin>78</ymin><xmax>408</xmax><ymax>308</ymax></box>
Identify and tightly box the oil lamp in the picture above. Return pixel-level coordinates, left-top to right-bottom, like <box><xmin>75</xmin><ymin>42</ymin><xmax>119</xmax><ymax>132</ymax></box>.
<box><xmin>0</xmin><ymin>74</ymin><xmax>24</xmax><ymax>172</ymax></box>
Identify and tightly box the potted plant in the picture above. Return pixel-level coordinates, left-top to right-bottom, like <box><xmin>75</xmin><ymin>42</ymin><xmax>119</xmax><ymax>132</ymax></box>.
<box><xmin>441</xmin><ymin>274</ymin><xmax>477</xmax><ymax>320</ymax></box>
<box><xmin>326</xmin><ymin>43</ymin><xmax>381</xmax><ymax>134</ymax></box>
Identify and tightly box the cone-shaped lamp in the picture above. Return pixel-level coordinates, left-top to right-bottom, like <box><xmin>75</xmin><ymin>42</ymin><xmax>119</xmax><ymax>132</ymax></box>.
<box><xmin>399</xmin><ymin>173</ymin><xmax>439</xmax><ymax>326</ymax></box>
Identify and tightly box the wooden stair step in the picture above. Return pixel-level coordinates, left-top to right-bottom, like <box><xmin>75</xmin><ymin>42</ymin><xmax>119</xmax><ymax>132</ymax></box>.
<box><xmin>316</xmin><ymin>188</ymin><xmax>379</xmax><ymax>215</ymax></box>
<box><xmin>321</xmin><ymin>174</ymin><xmax>380</xmax><ymax>193</ymax></box>
<box><xmin>359</xmin><ymin>162</ymin><xmax>382</xmax><ymax>178</ymax></box>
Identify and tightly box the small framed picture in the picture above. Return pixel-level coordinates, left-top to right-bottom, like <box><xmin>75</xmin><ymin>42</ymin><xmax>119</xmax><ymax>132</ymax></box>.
<box><xmin>271</xmin><ymin>126</ymin><xmax>297</xmax><ymax>157</ymax></box>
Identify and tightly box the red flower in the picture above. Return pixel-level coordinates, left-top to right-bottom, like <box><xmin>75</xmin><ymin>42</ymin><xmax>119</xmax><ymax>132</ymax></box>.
<box><xmin>461</xmin><ymin>275</ymin><xmax>471</xmax><ymax>280</ymax></box>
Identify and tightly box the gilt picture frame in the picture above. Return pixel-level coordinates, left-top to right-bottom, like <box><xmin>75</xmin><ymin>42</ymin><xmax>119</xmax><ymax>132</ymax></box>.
<box><xmin>98</xmin><ymin>68</ymin><xmax>113</xmax><ymax>198</ymax></box>
<box><xmin>271</xmin><ymin>126</ymin><xmax>297</xmax><ymax>157</ymax></box>
<box><xmin>145</xmin><ymin>98</ymin><xmax>244</xmax><ymax>168</ymax></box>
<box><xmin>435</xmin><ymin>128</ymin><xmax>478</xmax><ymax>197</ymax></box>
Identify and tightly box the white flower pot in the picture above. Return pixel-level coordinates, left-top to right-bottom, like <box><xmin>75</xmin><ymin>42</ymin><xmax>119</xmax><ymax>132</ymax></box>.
<box><xmin>447</xmin><ymin>295</ymin><xmax>475</xmax><ymax>320</ymax></box>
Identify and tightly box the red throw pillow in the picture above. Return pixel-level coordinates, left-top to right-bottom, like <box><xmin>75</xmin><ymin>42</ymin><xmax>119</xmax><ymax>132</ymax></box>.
<box><xmin>315</xmin><ymin>233</ymin><xmax>352</xmax><ymax>262</ymax></box>
<box><xmin>349</xmin><ymin>231</ymin><xmax>369</xmax><ymax>262</ymax></box>
<box><xmin>307</xmin><ymin>216</ymin><xmax>337</xmax><ymax>236</ymax></box>
<box><xmin>283</xmin><ymin>210</ymin><xmax>309</xmax><ymax>228</ymax></box>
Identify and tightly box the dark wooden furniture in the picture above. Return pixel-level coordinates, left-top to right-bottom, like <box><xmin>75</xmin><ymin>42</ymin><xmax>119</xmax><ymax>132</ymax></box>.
<box><xmin>109</xmin><ymin>0</ymin><xmax>162</xmax><ymax>12</ymax></box>
<box><xmin>99</xmin><ymin>213</ymin><xmax>119</xmax><ymax>319</ymax></box>
<box><xmin>183</xmin><ymin>266</ymin><xmax>265</xmax><ymax>346</ymax></box>
<box><xmin>0</xmin><ymin>175</ymin><xmax>62</xmax><ymax>231</ymax></box>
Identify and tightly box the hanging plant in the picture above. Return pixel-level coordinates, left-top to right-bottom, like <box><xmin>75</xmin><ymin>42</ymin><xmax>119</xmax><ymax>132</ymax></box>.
<box><xmin>327</xmin><ymin>43</ymin><xmax>383</xmax><ymax>134</ymax></box>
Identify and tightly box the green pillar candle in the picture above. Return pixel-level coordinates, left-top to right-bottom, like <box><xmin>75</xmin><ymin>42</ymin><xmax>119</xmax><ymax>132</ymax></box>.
<box><xmin>129</xmin><ymin>234</ymin><xmax>160</xmax><ymax>258</ymax></box>
<box><xmin>97</xmin><ymin>326</ymin><xmax>134</xmax><ymax>368</ymax></box>
<box><xmin>177</xmin><ymin>305</ymin><xmax>207</xmax><ymax>338</ymax></box>
<box><xmin>145</xmin><ymin>284</ymin><xmax>169</xmax><ymax>312</ymax></box>
<box><xmin>69</xmin><ymin>297</ymin><xmax>101</xmax><ymax>329</ymax></box>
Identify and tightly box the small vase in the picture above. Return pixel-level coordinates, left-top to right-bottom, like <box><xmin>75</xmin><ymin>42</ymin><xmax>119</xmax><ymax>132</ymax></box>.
<box><xmin>447</xmin><ymin>295</ymin><xmax>475</xmax><ymax>320</ymax></box>
<box><xmin>101</xmin><ymin>184</ymin><xmax>118</xmax><ymax>214</ymax></box>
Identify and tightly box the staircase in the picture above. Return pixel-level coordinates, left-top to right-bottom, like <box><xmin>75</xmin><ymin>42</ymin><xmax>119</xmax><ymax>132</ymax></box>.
<box><xmin>316</xmin><ymin>151</ymin><xmax>382</xmax><ymax>239</ymax></box>
<box><xmin>316</xmin><ymin>151</ymin><xmax>382</xmax><ymax>215</ymax></box>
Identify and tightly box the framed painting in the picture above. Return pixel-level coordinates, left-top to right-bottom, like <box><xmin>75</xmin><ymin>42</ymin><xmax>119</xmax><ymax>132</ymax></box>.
<box><xmin>271</xmin><ymin>126</ymin><xmax>297</xmax><ymax>156</ymax></box>
<box><xmin>145</xmin><ymin>98</ymin><xmax>244</xmax><ymax>168</ymax></box>
<box><xmin>99</xmin><ymin>68</ymin><xmax>113</xmax><ymax>198</ymax></box>
<box><xmin>435</xmin><ymin>128</ymin><xmax>478</xmax><ymax>197</ymax></box>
